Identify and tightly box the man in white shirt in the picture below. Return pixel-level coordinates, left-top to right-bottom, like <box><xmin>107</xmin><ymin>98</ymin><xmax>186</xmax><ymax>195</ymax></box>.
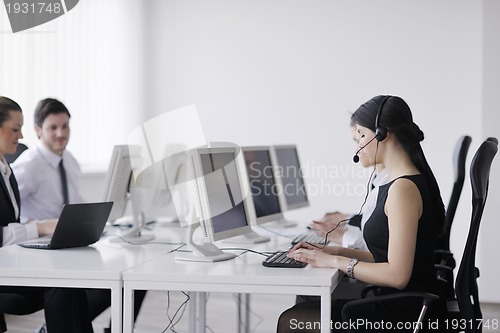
<box><xmin>12</xmin><ymin>98</ymin><xmax>83</xmax><ymax>222</ymax></box>
<box><xmin>12</xmin><ymin>98</ymin><xmax>145</xmax><ymax>333</ymax></box>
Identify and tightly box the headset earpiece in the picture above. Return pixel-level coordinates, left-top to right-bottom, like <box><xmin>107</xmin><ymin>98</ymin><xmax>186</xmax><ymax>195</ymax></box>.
<box><xmin>375</xmin><ymin>96</ymin><xmax>390</xmax><ymax>141</ymax></box>
<box><xmin>375</xmin><ymin>127</ymin><xmax>388</xmax><ymax>142</ymax></box>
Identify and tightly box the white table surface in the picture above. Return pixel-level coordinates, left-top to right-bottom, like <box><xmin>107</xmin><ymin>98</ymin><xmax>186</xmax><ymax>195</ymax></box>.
<box><xmin>0</xmin><ymin>225</ymin><xmax>184</xmax><ymax>333</ymax></box>
<box><xmin>123</xmin><ymin>234</ymin><xmax>342</xmax><ymax>333</ymax></box>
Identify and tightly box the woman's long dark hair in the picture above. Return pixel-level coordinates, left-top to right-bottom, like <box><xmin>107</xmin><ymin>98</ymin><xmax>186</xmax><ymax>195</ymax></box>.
<box><xmin>351</xmin><ymin>95</ymin><xmax>446</xmax><ymax>237</ymax></box>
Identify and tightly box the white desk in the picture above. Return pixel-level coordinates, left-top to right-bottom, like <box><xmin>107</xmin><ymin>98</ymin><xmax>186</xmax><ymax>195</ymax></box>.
<box><xmin>0</xmin><ymin>232</ymin><xmax>180</xmax><ymax>333</ymax></box>
<box><xmin>123</xmin><ymin>237</ymin><xmax>342</xmax><ymax>333</ymax></box>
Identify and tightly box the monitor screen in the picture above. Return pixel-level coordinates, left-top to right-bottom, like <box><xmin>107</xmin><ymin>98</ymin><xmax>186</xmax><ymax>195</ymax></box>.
<box><xmin>242</xmin><ymin>146</ymin><xmax>285</xmax><ymax>224</ymax></box>
<box><xmin>273</xmin><ymin>145</ymin><xmax>309</xmax><ymax>210</ymax></box>
<box><xmin>195</xmin><ymin>147</ymin><xmax>252</xmax><ymax>242</ymax></box>
<box><xmin>102</xmin><ymin>145</ymin><xmax>133</xmax><ymax>222</ymax></box>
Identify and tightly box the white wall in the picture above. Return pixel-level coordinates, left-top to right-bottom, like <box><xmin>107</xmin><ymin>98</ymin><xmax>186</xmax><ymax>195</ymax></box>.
<box><xmin>3</xmin><ymin>0</ymin><xmax>499</xmax><ymax>302</ymax></box>
<box><xmin>0</xmin><ymin>0</ymin><xmax>146</xmax><ymax>168</ymax></box>
<box><xmin>143</xmin><ymin>0</ymin><xmax>500</xmax><ymax>301</ymax></box>
<box><xmin>479</xmin><ymin>0</ymin><xmax>500</xmax><ymax>303</ymax></box>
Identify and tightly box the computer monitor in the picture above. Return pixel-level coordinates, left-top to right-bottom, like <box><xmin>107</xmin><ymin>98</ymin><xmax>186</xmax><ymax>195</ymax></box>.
<box><xmin>176</xmin><ymin>145</ymin><xmax>254</xmax><ymax>262</ymax></box>
<box><xmin>236</xmin><ymin>146</ymin><xmax>288</xmax><ymax>240</ymax></box>
<box><xmin>102</xmin><ymin>145</ymin><xmax>154</xmax><ymax>242</ymax></box>
<box><xmin>272</xmin><ymin>144</ymin><xmax>309</xmax><ymax>214</ymax></box>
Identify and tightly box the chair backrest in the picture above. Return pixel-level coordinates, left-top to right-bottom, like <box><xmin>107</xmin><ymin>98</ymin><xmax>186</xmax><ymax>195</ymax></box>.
<box><xmin>436</xmin><ymin>135</ymin><xmax>472</xmax><ymax>251</ymax></box>
<box><xmin>486</xmin><ymin>137</ymin><xmax>498</xmax><ymax>145</ymax></box>
<box><xmin>455</xmin><ymin>139</ymin><xmax>497</xmax><ymax>331</ymax></box>
<box><xmin>5</xmin><ymin>142</ymin><xmax>28</xmax><ymax>164</ymax></box>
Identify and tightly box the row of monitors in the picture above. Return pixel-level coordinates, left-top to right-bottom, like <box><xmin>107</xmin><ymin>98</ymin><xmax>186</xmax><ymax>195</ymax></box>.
<box><xmin>195</xmin><ymin>145</ymin><xmax>309</xmax><ymax>243</ymax></box>
<box><xmin>102</xmin><ymin>144</ymin><xmax>309</xmax><ymax>247</ymax></box>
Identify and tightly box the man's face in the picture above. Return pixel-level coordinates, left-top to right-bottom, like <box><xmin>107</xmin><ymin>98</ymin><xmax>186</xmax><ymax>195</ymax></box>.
<box><xmin>35</xmin><ymin>113</ymin><xmax>70</xmax><ymax>155</ymax></box>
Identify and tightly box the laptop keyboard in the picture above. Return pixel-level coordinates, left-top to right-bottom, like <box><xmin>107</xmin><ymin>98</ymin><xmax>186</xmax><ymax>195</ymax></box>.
<box><xmin>18</xmin><ymin>241</ymin><xmax>51</xmax><ymax>249</ymax></box>
<box><xmin>262</xmin><ymin>251</ymin><xmax>307</xmax><ymax>268</ymax></box>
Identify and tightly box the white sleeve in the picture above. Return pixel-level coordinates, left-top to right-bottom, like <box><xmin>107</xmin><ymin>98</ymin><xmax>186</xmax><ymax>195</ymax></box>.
<box><xmin>2</xmin><ymin>222</ymin><xmax>39</xmax><ymax>246</ymax></box>
<box><xmin>341</xmin><ymin>224</ymin><xmax>368</xmax><ymax>250</ymax></box>
<box><xmin>11</xmin><ymin>159</ymin><xmax>35</xmax><ymax>202</ymax></box>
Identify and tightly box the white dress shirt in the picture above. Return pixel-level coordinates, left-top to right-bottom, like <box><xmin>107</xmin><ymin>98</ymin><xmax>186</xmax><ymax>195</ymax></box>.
<box><xmin>12</xmin><ymin>141</ymin><xmax>85</xmax><ymax>222</ymax></box>
<box><xmin>1</xmin><ymin>157</ymin><xmax>38</xmax><ymax>246</ymax></box>
<box><xmin>342</xmin><ymin>168</ymin><xmax>390</xmax><ymax>250</ymax></box>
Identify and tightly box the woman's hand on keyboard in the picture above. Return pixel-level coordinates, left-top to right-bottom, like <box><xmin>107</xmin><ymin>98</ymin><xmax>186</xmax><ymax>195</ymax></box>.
<box><xmin>287</xmin><ymin>245</ymin><xmax>340</xmax><ymax>268</ymax></box>
<box><xmin>288</xmin><ymin>241</ymin><xmax>322</xmax><ymax>253</ymax></box>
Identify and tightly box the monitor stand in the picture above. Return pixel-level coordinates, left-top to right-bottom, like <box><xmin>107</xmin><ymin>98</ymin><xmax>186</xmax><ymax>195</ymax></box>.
<box><xmin>265</xmin><ymin>219</ymin><xmax>298</xmax><ymax>228</ymax></box>
<box><xmin>175</xmin><ymin>222</ymin><xmax>236</xmax><ymax>262</ymax></box>
<box><xmin>110</xmin><ymin>188</ymin><xmax>155</xmax><ymax>242</ymax></box>
<box><xmin>223</xmin><ymin>230</ymin><xmax>270</xmax><ymax>244</ymax></box>
<box><xmin>110</xmin><ymin>213</ymin><xmax>155</xmax><ymax>242</ymax></box>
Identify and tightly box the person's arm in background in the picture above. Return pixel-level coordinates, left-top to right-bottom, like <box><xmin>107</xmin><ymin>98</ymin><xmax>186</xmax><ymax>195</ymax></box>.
<box><xmin>11</xmin><ymin>155</ymin><xmax>38</xmax><ymax>223</ymax></box>
<box><xmin>309</xmin><ymin>212</ymin><xmax>367</xmax><ymax>249</ymax></box>
<box><xmin>2</xmin><ymin>219</ymin><xmax>57</xmax><ymax>246</ymax></box>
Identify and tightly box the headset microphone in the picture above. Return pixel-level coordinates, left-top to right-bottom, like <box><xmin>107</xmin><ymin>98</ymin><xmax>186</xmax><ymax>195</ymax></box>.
<box><xmin>353</xmin><ymin>135</ymin><xmax>377</xmax><ymax>163</ymax></box>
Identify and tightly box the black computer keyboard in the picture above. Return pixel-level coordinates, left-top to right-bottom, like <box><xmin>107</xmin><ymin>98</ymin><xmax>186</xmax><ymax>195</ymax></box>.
<box><xmin>291</xmin><ymin>232</ymin><xmax>329</xmax><ymax>245</ymax></box>
<box><xmin>262</xmin><ymin>251</ymin><xmax>307</xmax><ymax>268</ymax></box>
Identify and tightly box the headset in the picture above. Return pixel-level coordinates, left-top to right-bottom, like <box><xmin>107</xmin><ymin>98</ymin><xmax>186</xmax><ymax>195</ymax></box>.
<box><xmin>374</xmin><ymin>95</ymin><xmax>390</xmax><ymax>141</ymax></box>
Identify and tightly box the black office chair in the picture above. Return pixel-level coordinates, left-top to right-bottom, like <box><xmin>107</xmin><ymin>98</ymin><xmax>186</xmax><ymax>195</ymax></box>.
<box><xmin>486</xmin><ymin>137</ymin><xmax>498</xmax><ymax>145</ymax></box>
<box><xmin>435</xmin><ymin>135</ymin><xmax>472</xmax><ymax>298</ymax></box>
<box><xmin>4</xmin><ymin>142</ymin><xmax>28</xmax><ymax>164</ymax></box>
<box><xmin>445</xmin><ymin>138</ymin><xmax>497</xmax><ymax>332</ymax></box>
<box><xmin>343</xmin><ymin>139</ymin><xmax>498</xmax><ymax>333</ymax></box>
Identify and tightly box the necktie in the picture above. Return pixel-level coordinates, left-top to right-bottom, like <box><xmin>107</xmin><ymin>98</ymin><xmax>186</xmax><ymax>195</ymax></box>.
<box><xmin>59</xmin><ymin>159</ymin><xmax>69</xmax><ymax>205</ymax></box>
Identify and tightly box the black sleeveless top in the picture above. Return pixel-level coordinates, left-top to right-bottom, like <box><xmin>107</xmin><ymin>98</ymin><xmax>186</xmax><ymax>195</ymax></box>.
<box><xmin>363</xmin><ymin>174</ymin><xmax>445</xmax><ymax>323</ymax></box>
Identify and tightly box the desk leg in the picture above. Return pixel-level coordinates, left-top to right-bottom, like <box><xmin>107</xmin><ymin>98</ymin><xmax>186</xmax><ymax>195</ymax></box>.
<box><xmin>320</xmin><ymin>288</ymin><xmax>331</xmax><ymax>333</ymax></box>
<box><xmin>237</xmin><ymin>294</ymin><xmax>242</xmax><ymax>333</ymax></box>
<box><xmin>237</xmin><ymin>293</ymin><xmax>250</xmax><ymax>333</ymax></box>
<box><xmin>188</xmin><ymin>292</ymin><xmax>197</xmax><ymax>332</ymax></box>
<box><xmin>244</xmin><ymin>294</ymin><xmax>250</xmax><ymax>333</ymax></box>
<box><xmin>111</xmin><ymin>283</ymin><xmax>123</xmax><ymax>333</ymax></box>
<box><xmin>197</xmin><ymin>292</ymin><xmax>206</xmax><ymax>333</ymax></box>
<box><xmin>123</xmin><ymin>283</ymin><xmax>134</xmax><ymax>333</ymax></box>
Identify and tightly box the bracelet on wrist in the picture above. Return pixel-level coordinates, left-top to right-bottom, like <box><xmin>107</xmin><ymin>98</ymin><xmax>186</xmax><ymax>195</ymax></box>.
<box><xmin>346</xmin><ymin>258</ymin><xmax>359</xmax><ymax>279</ymax></box>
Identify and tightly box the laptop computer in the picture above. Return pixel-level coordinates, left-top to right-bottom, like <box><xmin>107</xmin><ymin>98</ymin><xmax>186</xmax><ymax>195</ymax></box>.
<box><xmin>19</xmin><ymin>202</ymin><xmax>113</xmax><ymax>250</ymax></box>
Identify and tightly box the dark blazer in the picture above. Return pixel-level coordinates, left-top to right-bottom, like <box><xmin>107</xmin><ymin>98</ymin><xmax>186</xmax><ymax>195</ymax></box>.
<box><xmin>0</xmin><ymin>167</ymin><xmax>21</xmax><ymax>245</ymax></box>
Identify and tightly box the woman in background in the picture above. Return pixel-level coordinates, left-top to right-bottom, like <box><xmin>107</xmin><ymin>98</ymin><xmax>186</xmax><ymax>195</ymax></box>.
<box><xmin>0</xmin><ymin>96</ymin><xmax>93</xmax><ymax>333</ymax></box>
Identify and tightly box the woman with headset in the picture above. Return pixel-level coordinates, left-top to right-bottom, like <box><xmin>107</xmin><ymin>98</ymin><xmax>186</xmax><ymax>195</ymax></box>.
<box><xmin>0</xmin><ymin>96</ymin><xmax>94</xmax><ymax>333</ymax></box>
<box><xmin>277</xmin><ymin>95</ymin><xmax>447</xmax><ymax>332</ymax></box>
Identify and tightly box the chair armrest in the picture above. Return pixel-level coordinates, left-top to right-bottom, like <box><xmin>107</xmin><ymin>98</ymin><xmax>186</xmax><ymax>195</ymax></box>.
<box><xmin>342</xmin><ymin>292</ymin><xmax>440</xmax><ymax>322</ymax></box>
<box><xmin>434</xmin><ymin>250</ymin><xmax>456</xmax><ymax>268</ymax></box>
<box><xmin>360</xmin><ymin>285</ymin><xmax>381</xmax><ymax>298</ymax></box>
<box><xmin>435</xmin><ymin>264</ymin><xmax>453</xmax><ymax>283</ymax></box>
<box><xmin>434</xmin><ymin>249</ymin><xmax>453</xmax><ymax>257</ymax></box>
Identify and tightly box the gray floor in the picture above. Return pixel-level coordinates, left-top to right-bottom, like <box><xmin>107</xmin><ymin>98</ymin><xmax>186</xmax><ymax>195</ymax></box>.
<box><xmin>4</xmin><ymin>290</ymin><xmax>295</xmax><ymax>332</ymax></box>
<box><xmin>5</xmin><ymin>291</ymin><xmax>500</xmax><ymax>332</ymax></box>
